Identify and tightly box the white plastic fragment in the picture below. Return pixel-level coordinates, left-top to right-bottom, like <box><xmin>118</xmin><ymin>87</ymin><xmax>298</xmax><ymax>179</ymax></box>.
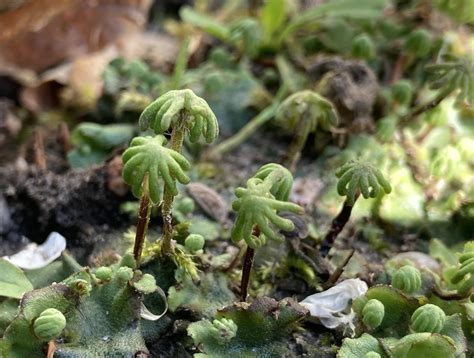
<box><xmin>300</xmin><ymin>278</ymin><xmax>368</xmax><ymax>331</ymax></box>
<box><xmin>2</xmin><ymin>232</ymin><xmax>66</xmax><ymax>270</ymax></box>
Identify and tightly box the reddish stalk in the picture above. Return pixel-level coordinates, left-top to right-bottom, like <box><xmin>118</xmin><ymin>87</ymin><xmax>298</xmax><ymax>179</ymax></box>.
<box><xmin>320</xmin><ymin>194</ymin><xmax>359</xmax><ymax>257</ymax></box>
<box><xmin>240</xmin><ymin>226</ymin><xmax>259</xmax><ymax>302</ymax></box>
<box><xmin>33</xmin><ymin>128</ymin><xmax>47</xmax><ymax>170</ymax></box>
<box><xmin>133</xmin><ymin>173</ymin><xmax>152</xmax><ymax>264</ymax></box>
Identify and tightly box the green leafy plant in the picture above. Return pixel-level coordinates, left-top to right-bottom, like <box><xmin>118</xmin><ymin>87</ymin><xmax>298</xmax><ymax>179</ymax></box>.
<box><xmin>122</xmin><ymin>89</ymin><xmax>219</xmax><ymax>259</ymax></box>
<box><xmin>0</xmin><ymin>259</ymin><xmax>160</xmax><ymax>357</ymax></box>
<box><xmin>320</xmin><ymin>160</ymin><xmax>392</xmax><ymax>256</ymax></box>
<box><xmin>231</xmin><ymin>164</ymin><xmax>303</xmax><ymax>300</ymax></box>
<box><xmin>187</xmin><ymin>297</ymin><xmax>308</xmax><ymax>357</ymax></box>
<box><xmin>425</xmin><ymin>55</ymin><xmax>474</xmax><ymax>107</ymax></box>
<box><xmin>275</xmin><ymin>90</ymin><xmax>338</xmax><ymax>171</ymax></box>
<box><xmin>68</xmin><ymin>122</ymin><xmax>135</xmax><ymax>168</ymax></box>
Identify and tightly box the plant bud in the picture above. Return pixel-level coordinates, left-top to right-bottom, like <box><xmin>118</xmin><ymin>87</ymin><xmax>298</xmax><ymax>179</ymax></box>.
<box><xmin>185</xmin><ymin>234</ymin><xmax>205</xmax><ymax>253</ymax></box>
<box><xmin>391</xmin><ymin>265</ymin><xmax>421</xmax><ymax>294</ymax></box>
<box><xmin>95</xmin><ymin>266</ymin><xmax>113</xmax><ymax>281</ymax></box>
<box><xmin>410</xmin><ymin>304</ymin><xmax>446</xmax><ymax>333</ymax></box>
<box><xmin>33</xmin><ymin>308</ymin><xmax>66</xmax><ymax>341</ymax></box>
<box><xmin>391</xmin><ymin>80</ymin><xmax>413</xmax><ymax>106</ymax></box>
<box><xmin>405</xmin><ymin>29</ymin><xmax>432</xmax><ymax>58</ymax></box>
<box><xmin>362</xmin><ymin>299</ymin><xmax>384</xmax><ymax>329</ymax></box>
<box><xmin>352</xmin><ymin>34</ymin><xmax>375</xmax><ymax>60</ymax></box>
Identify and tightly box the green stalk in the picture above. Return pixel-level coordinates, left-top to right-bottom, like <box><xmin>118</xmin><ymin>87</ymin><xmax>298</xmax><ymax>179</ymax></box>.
<box><xmin>284</xmin><ymin>114</ymin><xmax>311</xmax><ymax>172</ymax></box>
<box><xmin>210</xmin><ymin>85</ymin><xmax>288</xmax><ymax>157</ymax></box>
<box><xmin>161</xmin><ymin>117</ymin><xmax>187</xmax><ymax>256</ymax></box>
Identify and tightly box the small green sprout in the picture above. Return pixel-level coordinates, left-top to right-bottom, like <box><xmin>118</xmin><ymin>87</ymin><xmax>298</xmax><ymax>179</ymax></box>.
<box><xmin>336</xmin><ymin>160</ymin><xmax>392</xmax><ymax>206</ymax></box>
<box><xmin>410</xmin><ymin>304</ymin><xmax>446</xmax><ymax>333</ymax></box>
<box><xmin>185</xmin><ymin>234</ymin><xmax>205</xmax><ymax>253</ymax></box>
<box><xmin>391</xmin><ymin>80</ymin><xmax>413</xmax><ymax>107</ymax></box>
<box><xmin>404</xmin><ymin>29</ymin><xmax>432</xmax><ymax>58</ymax></box>
<box><xmin>362</xmin><ymin>299</ymin><xmax>384</xmax><ymax>330</ymax></box>
<box><xmin>391</xmin><ymin>265</ymin><xmax>422</xmax><ymax>294</ymax></box>
<box><xmin>450</xmin><ymin>241</ymin><xmax>474</xmax><ymax>296</ymax></box>
<box><xmin>122</xmin><ymin>135</ymin><xmax>190</xmax><ymax>204</ymax></box>
<box><xmin>132</xmin><ymin>273</ymin><xmax>157</xmax><ymax>294</ymax></box>
<box><xmin>425</xmin><ymin>55</ymin><xmax>474</xmax><ymax>106</ymax></box>
<box><xmin>95</xmin><ymin>266</ymin><xmax>113</xmax><ymax>281</ymax></box>
<box><xmin>231</xmin><ymin>164</ymin><xmax>303</xmax><ymax>300</ymax></box>
<box><xmin>351</xmin><ymin>34</ymin><xmax>375</xmax><ymax>60</ymax></box>
<box><xmin>276</xmin><ymin>90</ymin><xmax>338</xmax><ymax>171</ymax></box>
<box><xmin>320</xmin><ymin>160</ymin><xmax>391</xmax><ymax>256</ymax></box>
<box><xmin>33</xmin><ymin>308</ymin><xmax>66</xmax><ymax>342</ymax></box>
<box><xmin>116</xmin><ymin>267</ymin><xmax>134</xmax><ymax>282</ymax></box>
<box><xmin>139</xmin><ymin>89</ymin><xmax>219</xmax><ymax>143</ymax></box>
<box><xmin>209</xmin><ymin>318</ymin><xmax>238</xmax><ymax>344</ymax></box>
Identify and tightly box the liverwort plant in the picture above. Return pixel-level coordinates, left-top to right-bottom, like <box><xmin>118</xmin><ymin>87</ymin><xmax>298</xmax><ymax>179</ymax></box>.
<box><xmin>123</xmin><ymin>89</ymin><xmax>218</xmax><ymax>260</ymax></box>
<box><xmin>276</xmin><ymin>90</ymin><xmax>338</xmax><ymax>171</ymax></box>
<box><xmin>320</xmin><ymin>160</ymin><xmax>392</xmax><ymax>256</ymax></box>
<box><xmin>122</xmin><ymin>135</ymin><xmax>191</xmax><ymax>262</ymax></box>
<box><xmin>231</xmin><ymin>163</ymin><xmax>303</xmax><ymax>301</ymax></box>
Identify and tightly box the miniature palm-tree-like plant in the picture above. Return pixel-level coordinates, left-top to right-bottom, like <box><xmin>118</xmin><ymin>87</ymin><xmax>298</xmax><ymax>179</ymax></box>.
<box><xmin>425</xmin><ymin>55</ymin><xmax>474</xmax><ymax>107</ymax></box>
<box><xmin>231</xmin><ymin>164</ymin><xmax>303</xmax><ymax>301</ymax></box>
<box><xmin>121</xmin><ymin>90</ymin><xmax>217</xmax><ymax>260</ymax></box>
<box><xmin>276</xmin><ymin>90</ymin><xmax>338</xmax><ymax>171</ymax></box>
<box><xmin>122</xmin><ymin>135</ymin><xmax>191</xmax><ymax>262</ymax></box>
<box><xmin>139</xmin><ymin>89</ymin><xmax>219</xmax><ymax>254</ymax></box>
<box><xmin>320</xmin><ymin>160</ymin><xmax>392</xmax><ymax>256</ymax></box>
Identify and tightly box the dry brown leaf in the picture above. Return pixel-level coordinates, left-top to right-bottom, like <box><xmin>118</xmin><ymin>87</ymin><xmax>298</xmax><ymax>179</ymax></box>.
<box><xmin>0</xmin><ymin>0</ymin><xmax>152</xmax><ymax>72</ymax></box>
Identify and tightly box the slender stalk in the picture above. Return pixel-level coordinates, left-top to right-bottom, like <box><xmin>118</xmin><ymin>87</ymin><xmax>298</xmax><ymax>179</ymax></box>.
<box><xmin>284</xmin><ymin>115</ymin><xmax>311</xmax><ymax>172</ymax></box>
<box><xmin>133</xmin><ymin>173</ymin><xmax>152</xmax><ymax>264</ymax></box>
<box><xmin>398</xmin><ymin>88</ymin><xmax>453</xmax><ymax>127</ymax></box>
<box><xmin>323</xmin><ymin>249</ymin><xmax>355</xmax><ymax>289</ymax></box>
<box><xmin>240</xmin><ymin>226</ymin><xmax>259</xmax><ymax>301</ymax></box>
<box><xmin>320</xmin><ymin>195</ymin><xmax>359</xmax><ymax>257</ymax></box>
<box><xmin>210</xmin><ymin>85</ymin><xmax>288</xmax><ymax>157</ymax></box>
<box><xmin>33</xmin><ymin>128</ymin><xmax>47</xmax><ymax>170</ymax></box>
<box><xmin>161</xmin><ymin>116</ymin><xmax>187</xmax><ymax>255</ymax></box>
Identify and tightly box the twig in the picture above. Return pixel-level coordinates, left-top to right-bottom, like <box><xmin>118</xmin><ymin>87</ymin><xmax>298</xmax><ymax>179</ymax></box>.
<box><xmin>133</xmin><ymin>173</ymin><xmax>152</xmax><ymax>265</ymax></box>
<box><xmin>58</xmin><ymin>122</ymin><xmax>71</xmax><ymax>153</ymax></box>
<box><xmin>398</xmin><ymin>88</ymin><xmax>453</xmax><ymax>127</ymax></box>
<box><xmin>33</xmin><ymin>128</ymin><xmax>47</xmax><ymax>170</ymax></box>
<box><xmin>320</xmin><ymin>196</ymin><xmax>358</xmax><ymax>257</ymax></box>
<box><xmin>47</xmin><ymin>340</ymin><xmax>56</xmax><ymax>358</ymax></box>
<box><xmin>323</xmin><ymin>249</ymin><xmax>355</xmax><ymax>289</ymax></box>
<box><xmin>240</xmin><ymin>226</ymin><xmax>259</xmax><ymax>301</ymax></box>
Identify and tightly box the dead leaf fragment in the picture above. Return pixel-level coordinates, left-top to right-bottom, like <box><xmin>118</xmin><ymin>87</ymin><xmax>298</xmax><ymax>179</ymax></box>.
<box><xmin>0</xmin><ymin>0</ymin><xmax>152</xmax><ymax>73</ymax></box>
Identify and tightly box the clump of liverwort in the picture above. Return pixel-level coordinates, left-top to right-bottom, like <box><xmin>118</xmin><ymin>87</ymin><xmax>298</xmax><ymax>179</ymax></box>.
<box><xmin>230</xmin><ymin>163</ymin><xmax>303</xmax><ymax>301</ymax></box>
<box><xmin>122</xmin><ymin>89</ymin><xmax>219</xmax><ymax>261</ymax></box>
